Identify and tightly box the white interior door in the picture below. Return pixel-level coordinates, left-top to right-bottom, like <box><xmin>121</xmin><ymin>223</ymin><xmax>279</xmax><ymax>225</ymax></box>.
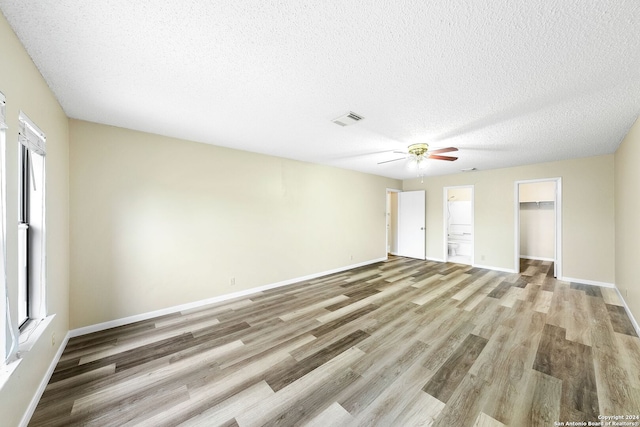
<box><xmin>398</xmin><ymin>190</ymin><xmax>426</xmax><ymax>259</ymax></box>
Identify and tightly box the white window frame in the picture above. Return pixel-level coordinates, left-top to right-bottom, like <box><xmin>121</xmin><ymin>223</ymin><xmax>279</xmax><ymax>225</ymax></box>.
<box><xmin>17</xmin><ymin>112</ymin><xmax>47</xmax><ymax>332</ymax></box>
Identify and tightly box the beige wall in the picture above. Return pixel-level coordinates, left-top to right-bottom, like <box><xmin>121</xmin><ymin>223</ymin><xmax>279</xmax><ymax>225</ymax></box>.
<box><xmin>520</xmin><ymin>204</ymin><xmax>555</xmax><ymax>259</ymax></box>
<box><xmin>519</xmin><ymin>181</ymin><xmax>555</xmax><ymax>202</ymax></box>
<box><xmin>0</xmin><ymin>12</ymin><xmax>70</xmax><ymax>427</ymax></box>
<box><xmin>446</xmin><ymin>187</ymin><xmax>472</xmax><ymax>201</ymax></box>
<box><xmin>615</xmin><ymin>115</ymin><xmax>640</xmax><ymax>325</ymax></box>
<box><xmin>404</xmin><ymin>155</ymin><xmax>615</xmax><ymax>284</ymax></box>
<box><xmin>69</xmin><ymin>120</ymin><xmax>400</xmax><ymax>328</ymax></box>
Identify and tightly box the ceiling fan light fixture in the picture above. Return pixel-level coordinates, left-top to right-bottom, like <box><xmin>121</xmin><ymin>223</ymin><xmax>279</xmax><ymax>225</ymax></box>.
<box><xmin>407</xmin><ymin>143</ymin><xmax>429</xmax><ymax>157</ymax></box>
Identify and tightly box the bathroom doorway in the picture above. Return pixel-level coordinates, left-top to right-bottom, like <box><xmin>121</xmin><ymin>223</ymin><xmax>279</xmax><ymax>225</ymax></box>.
<box><xmin>443</xmin><ymin>186</ymin><xmax>474</xmax><ymax>265</ymax></box>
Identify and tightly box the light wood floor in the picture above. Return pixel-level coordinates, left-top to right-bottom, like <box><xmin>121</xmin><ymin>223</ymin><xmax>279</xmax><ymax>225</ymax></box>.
<box><xmin>30</xmin><ymin>258</ymin><xmax>640</xmax><ymax>426</ymax></box>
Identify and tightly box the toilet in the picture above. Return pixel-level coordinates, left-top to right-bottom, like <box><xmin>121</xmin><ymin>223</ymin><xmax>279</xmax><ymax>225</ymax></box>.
<box><xmin>448</xmin><ymin>241</ymin><xmax>459</xmax><ymax>256</ymax></box>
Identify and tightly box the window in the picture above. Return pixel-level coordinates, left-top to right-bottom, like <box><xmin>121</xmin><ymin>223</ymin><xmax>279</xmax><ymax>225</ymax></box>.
<box><xmin>17</xmin><ymin>112</ymin><xmax>46</xmax><ymax>329</ymax></box>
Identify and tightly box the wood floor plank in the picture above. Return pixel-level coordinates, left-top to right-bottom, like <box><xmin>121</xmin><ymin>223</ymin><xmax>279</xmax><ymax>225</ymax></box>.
<box><xmin>423</xmin><ymin>334</ymin><xmax>488</xmax><ymax>404</ymax></box>
<box><xmin>509</xmin><ymin>370</ymin><xmax>562</xmax><ymax>427</ymax></box>
<box><xmin>217</xmin><ymin>329</ymin><xmax>316</xmax><ymax>371</ymax></box>
<box><xmin>391</xmin><ymin>390</ymin><xmax>445</xmax><ymax>427</ymax></box>
<box><xmin>565</xmin><ymin>288</ymin><xmax>592</xmax><ymax>346</ymax></box>
<box><xmin>303</xmin><ymin>402</ymin><xmax>354</xmax><ymax>427</ymax></box>
<box><xmin>601</xmin><ymin>287</ymin><xmax>624</xmax><ymax>306</ymax></box>
<box><xmin>616</xmin><ymin>332</ymin><xmax>640</xmax><ymax>389</ymax></box>
<box><xmin>411</xmin><ymin>273</ymin><xmax>469</xmax><ymax>305</ymax></box>
<box><xmin>315</xmin><ymin>277</ymin><xmax>413</xmax><ymax>324</ymax></box>
<box><xmin>339</xmin><ymin>340</ymin><xmax>428</xmax><ymax>414</ymax></box>
<box><xmin>457</xmin><ymin>276</ymin><xmax>506</xmax><ymax>312</ymax></box>
<box><xmin>351</xmin><ymin>353</ymin><xmax>435</xmax><ymax>426</ymax></box>
<box><xmin>432</xmin><ymin>373</ymin><xmax>491</xmax><ymax>427</ymax></box>
<box><xmin>235</xmin><ymin>347</ymin><xmax>364</xmax><ymax>427</ymax></box>
<box><xmin>307</xmin><ymin>304</ymin><xmax>378</xmax><ymax>338</ymax></box>
<box><xmin>532</xmin><ymin>289</ymin><xmax>553</xmax><ymax>314</ymax></box>
<box><xmin>588</xmin><ymin>295</ymin><xmax>638</xmax><ymax>415</ymax></box>
<box><xmin>481</xmin><ymin>309</ymin><xmax>545</xmax><ymax>425</ymax></box>
<box><xmin>421</xmin><ymin>319</ymin><xmax>476</xmax><ymax>372</ymax></box>
<box><xmin>174</xmin><ymin>381</ymin><xmax>274</xmax><ymax>427</ymax></box>
<box><xmin>79</xmin><ymin>316</ymin><xmax>223</xmax><ymax>364</ymax></box>
<box><xmin>470</xmin><ymin>298</ymin><xmax>509</xmax><ymax>340</ymax></box>
<box><xmin>487</xmin><ymin>282</ymin><xmax>511</xmax><ymax>299</ymax></box>
<box><xmin>264</xmin><ymin>329</ymin><xmax>369</xmax><ymax>392</ymax></box>
<box><xmin>499</xmin><ymin>286</ymin><xmax>525</xmax><ymax>308</ymax></box>
<box><xmin>473</xmin><ymin>412</ymin><xmax>507</xmax><ymax>427</ymax></box>
<box><xmin>606</xmin><ymin>303</ymin><xmax>639</xmax><ymax>337</ymax></box>
<box><xmin>38</xmin><ymin>364</ymin><xmax>115</xmax><ymax>401</ymax></box>
<box><xmin>70</xmin><ymin>340</ymin><xmax>243</xmax><ymax>416</ymax></box>
<box><xmin>138</xmin><ymin>351</ymin><xmax>291</xmax><ymax>426</ymax></box>
<box><xmin>278</xmin><ymin>294</ymin><xmax>348</xmax><ymax>321</ymax></box>
<box><xmin>571</xmin><ymin>282</ymin><xmax>604</xmax><ymax>298</ymax></box>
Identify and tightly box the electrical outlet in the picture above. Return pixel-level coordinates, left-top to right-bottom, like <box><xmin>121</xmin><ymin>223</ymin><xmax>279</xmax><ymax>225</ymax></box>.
<box><xmin>481</xmin><ymin>255</ymin><xmax>485</xmax><ymax>261</ymax></box>
<box><xmin>350</xmin><ymin>255</ymin><xmax>353</xmax><ymax>261</ymax></box>
<box><xmin>230</xmin><ymin>277</ymin><xmax>235</xmax><ymax>286</ymax></box>
<box><xmin>51</xmin><ymin>332</ymin><xmax>55</xmax><ymax>347</ymax></box>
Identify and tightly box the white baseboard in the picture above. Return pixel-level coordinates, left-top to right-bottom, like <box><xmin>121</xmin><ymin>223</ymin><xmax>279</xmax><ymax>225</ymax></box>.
<box><xmin>20</xmin><ymin>331</ymin><xmax>70</xmax><ymax>427</ymax></box>
<box><xmin>426</xmin><ymin>257</ymin><xmax>446</xmax><ymax>263</ymax></box>
<box><xmin>472</xmin><ymin>264</ymin><xmax>517</xmax><ymax>274</ymax></box>
<box><xmin>560</xmin><ymin>276</ymin><xmax>615</xmax><ymax>289</ymax></box>
<box><xmin>520</xmin><ymin>255</ymin><xmax>555</xmax><ymax>262</ymax></box>
<box><xmin>70</xmin><ymin>257</ymin><xmax>387</xmax><ymax>338</ymax></box>
<box><xmin>615</xmin><ymin>287</ymin><xmax>640</xmax><ymax>338</ymax></box>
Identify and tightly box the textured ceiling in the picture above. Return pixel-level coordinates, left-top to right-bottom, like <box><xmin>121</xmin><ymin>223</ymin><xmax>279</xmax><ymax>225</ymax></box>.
<box><xmin>1</xmin><ymin>0</ymin><xmax>639</xmax><ymax>179</ymax></box>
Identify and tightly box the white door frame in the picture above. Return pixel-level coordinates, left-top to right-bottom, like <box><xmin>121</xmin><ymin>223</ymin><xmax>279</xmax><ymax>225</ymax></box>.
<box><xmin>514</xmin><ymin>178</ymin><xmax>562</xmax><ymax>277</ymax></box>
<box><xmin>385</xmin><ymin>188</ymin><xmax>402</xmax><ymax>258</ymax></box>
<box><xmin>443</xmin><ymin>185</ymin><xmax>474</xmax><ymax>264</ymax></box>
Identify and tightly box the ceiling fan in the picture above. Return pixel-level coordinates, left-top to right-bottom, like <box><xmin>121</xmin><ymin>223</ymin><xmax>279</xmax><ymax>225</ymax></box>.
<box><xmin>377</xmin><ymin>143</ymin><xmax>458</xmax><ymax>182</ymax></box>
<box><xmin>379</xmin><ymin>143</ymin><xmax>458</xmax><ymax>166</ymax></box>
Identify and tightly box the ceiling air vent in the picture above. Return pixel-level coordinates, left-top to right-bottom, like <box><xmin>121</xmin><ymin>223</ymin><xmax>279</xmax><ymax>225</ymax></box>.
<box><xmin>332</xmin><ymin>111</ymin><xmax>364</xmax><ymax>126</ymax></box>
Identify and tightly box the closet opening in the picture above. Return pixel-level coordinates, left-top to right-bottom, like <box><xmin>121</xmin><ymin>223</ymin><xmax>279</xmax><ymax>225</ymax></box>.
<box><xmin>515</xmin><ymin>178</ymin><xmax>562</xmax><ymax>278</ymax></box>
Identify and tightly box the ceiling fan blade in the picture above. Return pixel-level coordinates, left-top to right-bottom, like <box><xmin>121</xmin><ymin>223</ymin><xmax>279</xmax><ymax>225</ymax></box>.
<box><xmin>393</xmin><ymin>150</ymin><xmax>408</xmax><ymax>154</ymax></box>
<box><xmin>377</xmin><ymin>157</ymin><xmax>407</xmax><ymax>165</ymax></box>
<box><xmin>428</xmin><ymin>154</ymin><xmax>458</xmax><ymax>161</ymax></box>
<box><xmin>428</xmin><ymin>147</ymin><xmax>458</xmax><ymax>155</ymax></box>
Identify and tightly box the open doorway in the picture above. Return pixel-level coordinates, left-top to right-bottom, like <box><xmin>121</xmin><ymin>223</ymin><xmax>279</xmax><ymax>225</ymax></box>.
<box><xmin>387</xmin><ymin>189</ymin><xmax>426</xmax><ymax>260</ymax></box>
<box><xmin>444</xmin><ymin>186</ymin><xmax>474</xmax><ymax>265</ymax></box>
<box><xmin>515</xmin><ymin>178</ymin><xmax>562</xmax><ymax>277</ymax></box>
<box><xmin>386</xmin><ymin>189</ymin><xmax>401</xmax><ymax>257</ymax></box>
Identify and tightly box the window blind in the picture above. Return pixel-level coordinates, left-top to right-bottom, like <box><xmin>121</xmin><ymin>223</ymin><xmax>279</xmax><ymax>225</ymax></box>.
<box><xmin>18</xmin><ymin>111</ymin><xmax>46</xmax><ymax>156</ymax></box>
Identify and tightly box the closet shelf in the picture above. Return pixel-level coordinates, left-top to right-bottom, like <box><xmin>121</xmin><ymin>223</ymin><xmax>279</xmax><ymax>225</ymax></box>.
<box><xmin>519</xmin><ymin>200</ymin><xmax>554</xmax><ymax>207</ymax></box>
